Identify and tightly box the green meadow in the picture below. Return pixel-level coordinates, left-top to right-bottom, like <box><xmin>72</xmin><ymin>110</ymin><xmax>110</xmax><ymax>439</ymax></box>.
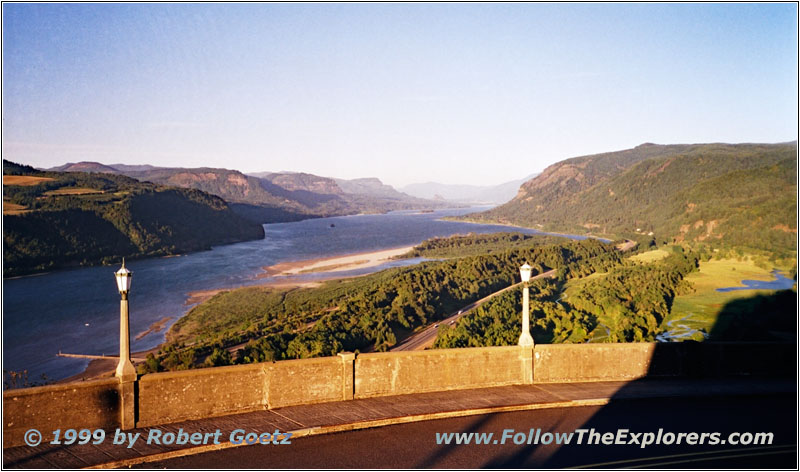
<box><xmin>666</xmin><ymin>257</ymin><xmax>795</xmax><ymax>337</ymax></box>
<box><xmin>629</xmin><ymin>248</ymin><xmax>671</xmax><ymax>264</ymax></box>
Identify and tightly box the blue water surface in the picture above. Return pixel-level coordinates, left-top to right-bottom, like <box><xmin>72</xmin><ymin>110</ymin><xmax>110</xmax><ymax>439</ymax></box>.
<box><xmin>715</xmin><ymin>269</ymin><xmax>796</xmax><ymax>292</ymax></box>
<box><xmin>3</xmin><ymin>207</ymin><xmax>599</xmax><ymax>381</ymax></box>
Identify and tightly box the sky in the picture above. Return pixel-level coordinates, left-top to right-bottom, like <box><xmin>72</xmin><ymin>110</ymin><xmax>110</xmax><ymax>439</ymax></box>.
<box><xmin>2</xmin><ymin>3</ymin><xmax>797</xmax><ymax>187</ymax></box>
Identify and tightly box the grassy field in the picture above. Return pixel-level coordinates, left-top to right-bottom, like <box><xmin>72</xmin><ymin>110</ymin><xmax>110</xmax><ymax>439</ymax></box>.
<box><xmin>666</xmin><ymin>257</ymin><xmax>795</xmax><ymax>338</ymax></box>
<box><xmin>43</xmin><ymin>187</ymin><xmax>104</xmax><ymax>196</ymax></box>
<box><xmin>2</xmin><ymin>201</ymin><xmax>30</xmax><ymax>215</ymax></box>
<box><xmin>629</xmin><ymin>248</ymin><xmax>670</xmax><ymax>263</ymax></box>
<box><xmin>3</xmin><ymin>175</ymin><xmax>54</xmax><ymax>186</ymax></box>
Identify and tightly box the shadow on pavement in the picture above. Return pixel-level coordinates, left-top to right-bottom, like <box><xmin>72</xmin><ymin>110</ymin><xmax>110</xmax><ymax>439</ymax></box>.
<box><xmin>468</xmin><ymin>290</ymin><xmax>796</xmax><ymax>468</ymax></box>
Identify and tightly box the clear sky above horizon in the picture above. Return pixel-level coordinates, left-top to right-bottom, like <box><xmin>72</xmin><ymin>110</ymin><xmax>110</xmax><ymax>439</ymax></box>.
<box><xmin>3</xmin><ymin>3</ymin><xmax>797</xmax><ymax>187</ymax></box>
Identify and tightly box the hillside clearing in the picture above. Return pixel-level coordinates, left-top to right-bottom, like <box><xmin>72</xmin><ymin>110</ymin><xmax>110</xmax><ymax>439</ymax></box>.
<box><xmin>3</xmin><ymin>201</ymin><xmax>30</xmax><ymax>215</ymax></box>
<box><xmin>43</xmin><ymin>187</ymin><xmax>104</xmax><ymax>196</ymax></box>
<box><xmin>3</xmin><ymin>175</ymin><xmax>55</xmax><ymax>186</ymax></box>
<box><xmin>629</xmin><ymin>248</ymin><xmax>671</xmax><ymax>263</ymax></box>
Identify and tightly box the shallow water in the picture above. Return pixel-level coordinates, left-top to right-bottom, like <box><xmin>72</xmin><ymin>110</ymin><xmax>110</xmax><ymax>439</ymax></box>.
<box><xmin>715</xmin><ymin>270</ymin><xmax>796</xmax><ymax>292</ymax></box>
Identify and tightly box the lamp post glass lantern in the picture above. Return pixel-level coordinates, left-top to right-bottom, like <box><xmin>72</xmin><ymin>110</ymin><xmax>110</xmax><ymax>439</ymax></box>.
<box><xmin>518</xmin><ymin>262</ymin><xmax>534</xmax><ymax>346</ymax></box>
<box><xmin>114</xmin><ymin>259</ymin><xmax>136</xmax><ymax>380</ymax></box>
<box><xmin>115</xmin><ymin>259</ymin><xmax>132</xmax><ymax>295</ymax></box>
<box><xmin>519</xmin><ymin>263</ymin><xmax>532</xmax><ymax>283</ymax></box>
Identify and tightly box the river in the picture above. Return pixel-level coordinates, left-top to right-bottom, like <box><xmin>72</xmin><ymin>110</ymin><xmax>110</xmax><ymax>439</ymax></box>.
<box><xmin>4</xmin><ymin>207</ymin><xmax>597</xmax><ymax>383</ymax></box>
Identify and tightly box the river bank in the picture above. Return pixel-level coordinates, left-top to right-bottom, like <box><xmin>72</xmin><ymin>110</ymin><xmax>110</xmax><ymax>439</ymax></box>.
<box><xmin>60</xmin><ymin>246</ymin><xmax>420</xmax><ymax>383</ymax></box>
<box><xmin>446</xmin><ymin>216</ymin><xmax>613</xmax><ymax>243</ymax></box>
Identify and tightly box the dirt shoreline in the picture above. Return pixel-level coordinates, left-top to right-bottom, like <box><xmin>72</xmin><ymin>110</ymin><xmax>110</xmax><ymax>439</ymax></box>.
<box><xmin>58</xmin><ymin>245</ymin><xmax>418</xmax><ymax>384</ymax></box>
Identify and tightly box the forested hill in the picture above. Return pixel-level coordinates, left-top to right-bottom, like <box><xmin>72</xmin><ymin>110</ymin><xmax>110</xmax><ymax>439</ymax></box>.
<box><xmin>3</xmin><ymin>161</ymin><xmax>265</xmax><ymax>277</ymax></box>
<box><xmin>468</xmin><ymin>142</ymin><xmax>797</xmax><ymax>256</ymax></box>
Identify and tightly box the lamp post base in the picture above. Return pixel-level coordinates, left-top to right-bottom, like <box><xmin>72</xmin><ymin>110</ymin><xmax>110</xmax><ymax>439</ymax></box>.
<box><xmin>115</xmin><ymin>361</ymin><xmax>137</xmax><ymax>382</ymax></box>
<box><xmin>518</xmin><ymin>332</ymin><xmax>534</xmax><ymax>347</ymax></box>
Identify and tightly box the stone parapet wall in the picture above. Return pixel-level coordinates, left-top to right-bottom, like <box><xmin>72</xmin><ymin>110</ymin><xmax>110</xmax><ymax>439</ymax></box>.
<box><xmin>265</xmin><ymin>356</ymin><xmax>349</xmax><ymax>408</ymax></box>
<box><xmin>3</xmin><ymin>342</ymin><xmax>793</xmax><ymax>447</ymax></box>
<box><xmin>137</xmin><ymin>363</ymin><xmax>265</xmax><ymax>427</ymax></box>
<box><xmin>532</xmin><ymin>342</ymin><xmax>796</xmax><ymax>383</ymax></box>
<box><xmin>355</xmin><ymin>346</ymin><xmax>531</xmax><ymax>398</ymax></box>
<box><xmin>3</xmin><ymin>378</ymin><xmax>121</xmax><ymax>448</ymax></box>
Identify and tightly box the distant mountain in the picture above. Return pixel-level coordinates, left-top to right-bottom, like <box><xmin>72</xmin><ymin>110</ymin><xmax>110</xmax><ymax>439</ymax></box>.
<box><xmin>401</xmin><ymin>174</ymin><xmax>538</xmax><ymax>204</ymax></box>
<box><xmin>108</xmin><ymin>164</ymin><xmax>158</xmax><ymax>172</ymax></box>
<box><xmin>251</xmin><ymin>172</ymin><xmax>416</xmax><ymax>199</ymax></box>
<box><xmin>254</xmin><ymin>172</ymin><xmax>342</xmax><ymax>195</ymax></box>
<box><xmin>43</xmin><ymin>163</ymin><xmax>449</xmax><ymax>224</ymax></box>
<box><xmin>253</xmin><ymin>172</ymin><xmax>450</xmax><ymax>217</ymax></box>
<box><xmin>48</xmin><ymin>161</ymin><xmax>119</xmax><ymax>173</ymax></box>
<box><xmin>4</xmin><ymin>161</ymin><xmax>264</xmax><ymax>277</ymax></box>
<box><xmin>119</xmin><ymin>167</ymin><xmax>297</xmax><ymax>206</ymax></box>
<box><xmin>334</xmin><ymin>177</ymin><xmax>407</xmax><ymax>198</ymax></box>
<box><xmin>467</xmin><ymin>142</ymin><xmax>797</xmax><ymax>255</ymax></box>
<box><xmin>48</xmin><ymin>162</ymin><xmax>158</xmax><ymax>173</ymax></box>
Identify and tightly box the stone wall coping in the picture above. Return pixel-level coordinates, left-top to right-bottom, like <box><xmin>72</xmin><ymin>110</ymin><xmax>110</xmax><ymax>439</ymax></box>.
<box><xmin>138</xmin><ymin>362</ymin><xmax>265</xmax><ymax>382</ymax></box>
<box><xmin>3</xmin><ymin>377</ymin><xmax>120</xmax><ymax>398</ymax></box>
<box><xmin>265</xmin><ymin>356</ymin><xmax>345</xmax><ymax>367</ymax></box>
<box><xmin>535</xmin><ymin>341</ymin><xmax>794</xmax><ymax>349</ymax></box>
<box><xmin>535</xmin><ymin>343</ymin><xmax>657</xmax><ymax>350</ymax></box>
<box><xmin>356</xmin><ymin>345</ymin><xmax>523</xmax><ymax>359</ymax></box>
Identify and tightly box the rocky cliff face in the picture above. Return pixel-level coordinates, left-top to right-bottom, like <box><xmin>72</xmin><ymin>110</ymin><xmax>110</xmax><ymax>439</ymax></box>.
<box><xmin>263</xmin><ymin>172</ymin><xmax>344</xmax><ymax>195</ymax></box>
<box><xmin>335</xmin><ymin>177</ymin><xmax>410</xmax><ymax>198</ymax></box>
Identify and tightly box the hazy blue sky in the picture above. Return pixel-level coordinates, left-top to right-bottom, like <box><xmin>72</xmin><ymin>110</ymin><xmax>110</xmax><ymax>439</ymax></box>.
<box><xmin>3</xmin><ymin>3</ymin><xmax>797</xmax><ymax>187</ymax></box>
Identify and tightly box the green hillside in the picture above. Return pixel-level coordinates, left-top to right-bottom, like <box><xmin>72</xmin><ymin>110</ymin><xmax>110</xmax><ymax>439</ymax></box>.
<box><xmin>469</xmin><ymin>142</ymin><xmax>797</xmax><ymax>257</ymax></box>
<box><xmin>3</xmin><ymin>161</ymin><xmax>265</xmax><ymax>277</ymax></box>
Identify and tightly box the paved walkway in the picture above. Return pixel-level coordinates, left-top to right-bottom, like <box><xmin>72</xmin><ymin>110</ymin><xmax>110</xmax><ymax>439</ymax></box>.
<box><xmin>3</xmin><ymin>377</ymin><xmax>794</xmax><ymax>469</ymax></box>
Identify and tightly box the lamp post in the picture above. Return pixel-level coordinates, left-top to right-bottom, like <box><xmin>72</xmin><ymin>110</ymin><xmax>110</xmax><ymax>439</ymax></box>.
<box><xmin>114</xmin><ymin>259</ymin><xmax>136</xmax><ymax>381</ymax></box>
<box><xmin>518</xmin><ymin>263</ymin><xmax>534</xmax><ymax>347</ymax></box>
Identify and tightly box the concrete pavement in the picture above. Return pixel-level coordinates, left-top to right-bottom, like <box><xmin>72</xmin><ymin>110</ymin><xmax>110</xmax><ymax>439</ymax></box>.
<box><xmin>133</xmin><ymin>394</ymin><xmax>797</xmax><ymax>469</ymax></box>
<box><xmin>3</xmin><ymin>376</ymin><xmax>793</xmax><ymax>469</ymax></box>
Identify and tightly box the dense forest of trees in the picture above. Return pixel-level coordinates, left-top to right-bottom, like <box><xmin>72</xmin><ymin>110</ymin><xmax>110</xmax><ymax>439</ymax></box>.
<box><xmin>143</xmin><ymin>238</ymin><xmax>622</xmax><ymax>372</ymax></box>
<box><xmin>3</xmin><ymin>160</ymin><xmax>264</xmax><ymax>276</ymax></box>
<box><xmin>434</xmin><ymin>247</ymin><xmax>700</xmax><ymax>347</ymax></box>
<box><xmin>400</xmin><ymin>232</ymin><xmax>575</xmax><ymax>259</ymax></box>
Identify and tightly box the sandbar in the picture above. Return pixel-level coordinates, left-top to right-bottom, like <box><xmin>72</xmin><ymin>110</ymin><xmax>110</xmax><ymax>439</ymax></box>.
<box><xmin>135</xmin><ymin>316</ymin><xmax>172</xmax><ymax>341</ymax></box>
<box><xmin>260</xmin><ymin>245</ymin><xmax>415</xmax><ymax>278</ymax></box>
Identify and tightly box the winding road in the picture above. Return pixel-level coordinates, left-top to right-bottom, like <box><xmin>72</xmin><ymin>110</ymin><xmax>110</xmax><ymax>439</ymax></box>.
<box><xmin>391</xmin><ymin>269</ymin><xmax>557</xmax><ymax>351</ymax></box>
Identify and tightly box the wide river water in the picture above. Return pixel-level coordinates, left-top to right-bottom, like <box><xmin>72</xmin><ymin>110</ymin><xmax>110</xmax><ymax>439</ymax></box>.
<box><xmin>4</xmin><ymin>207</ymin><xmax>595</xmax><ymax>382</ymax></box>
